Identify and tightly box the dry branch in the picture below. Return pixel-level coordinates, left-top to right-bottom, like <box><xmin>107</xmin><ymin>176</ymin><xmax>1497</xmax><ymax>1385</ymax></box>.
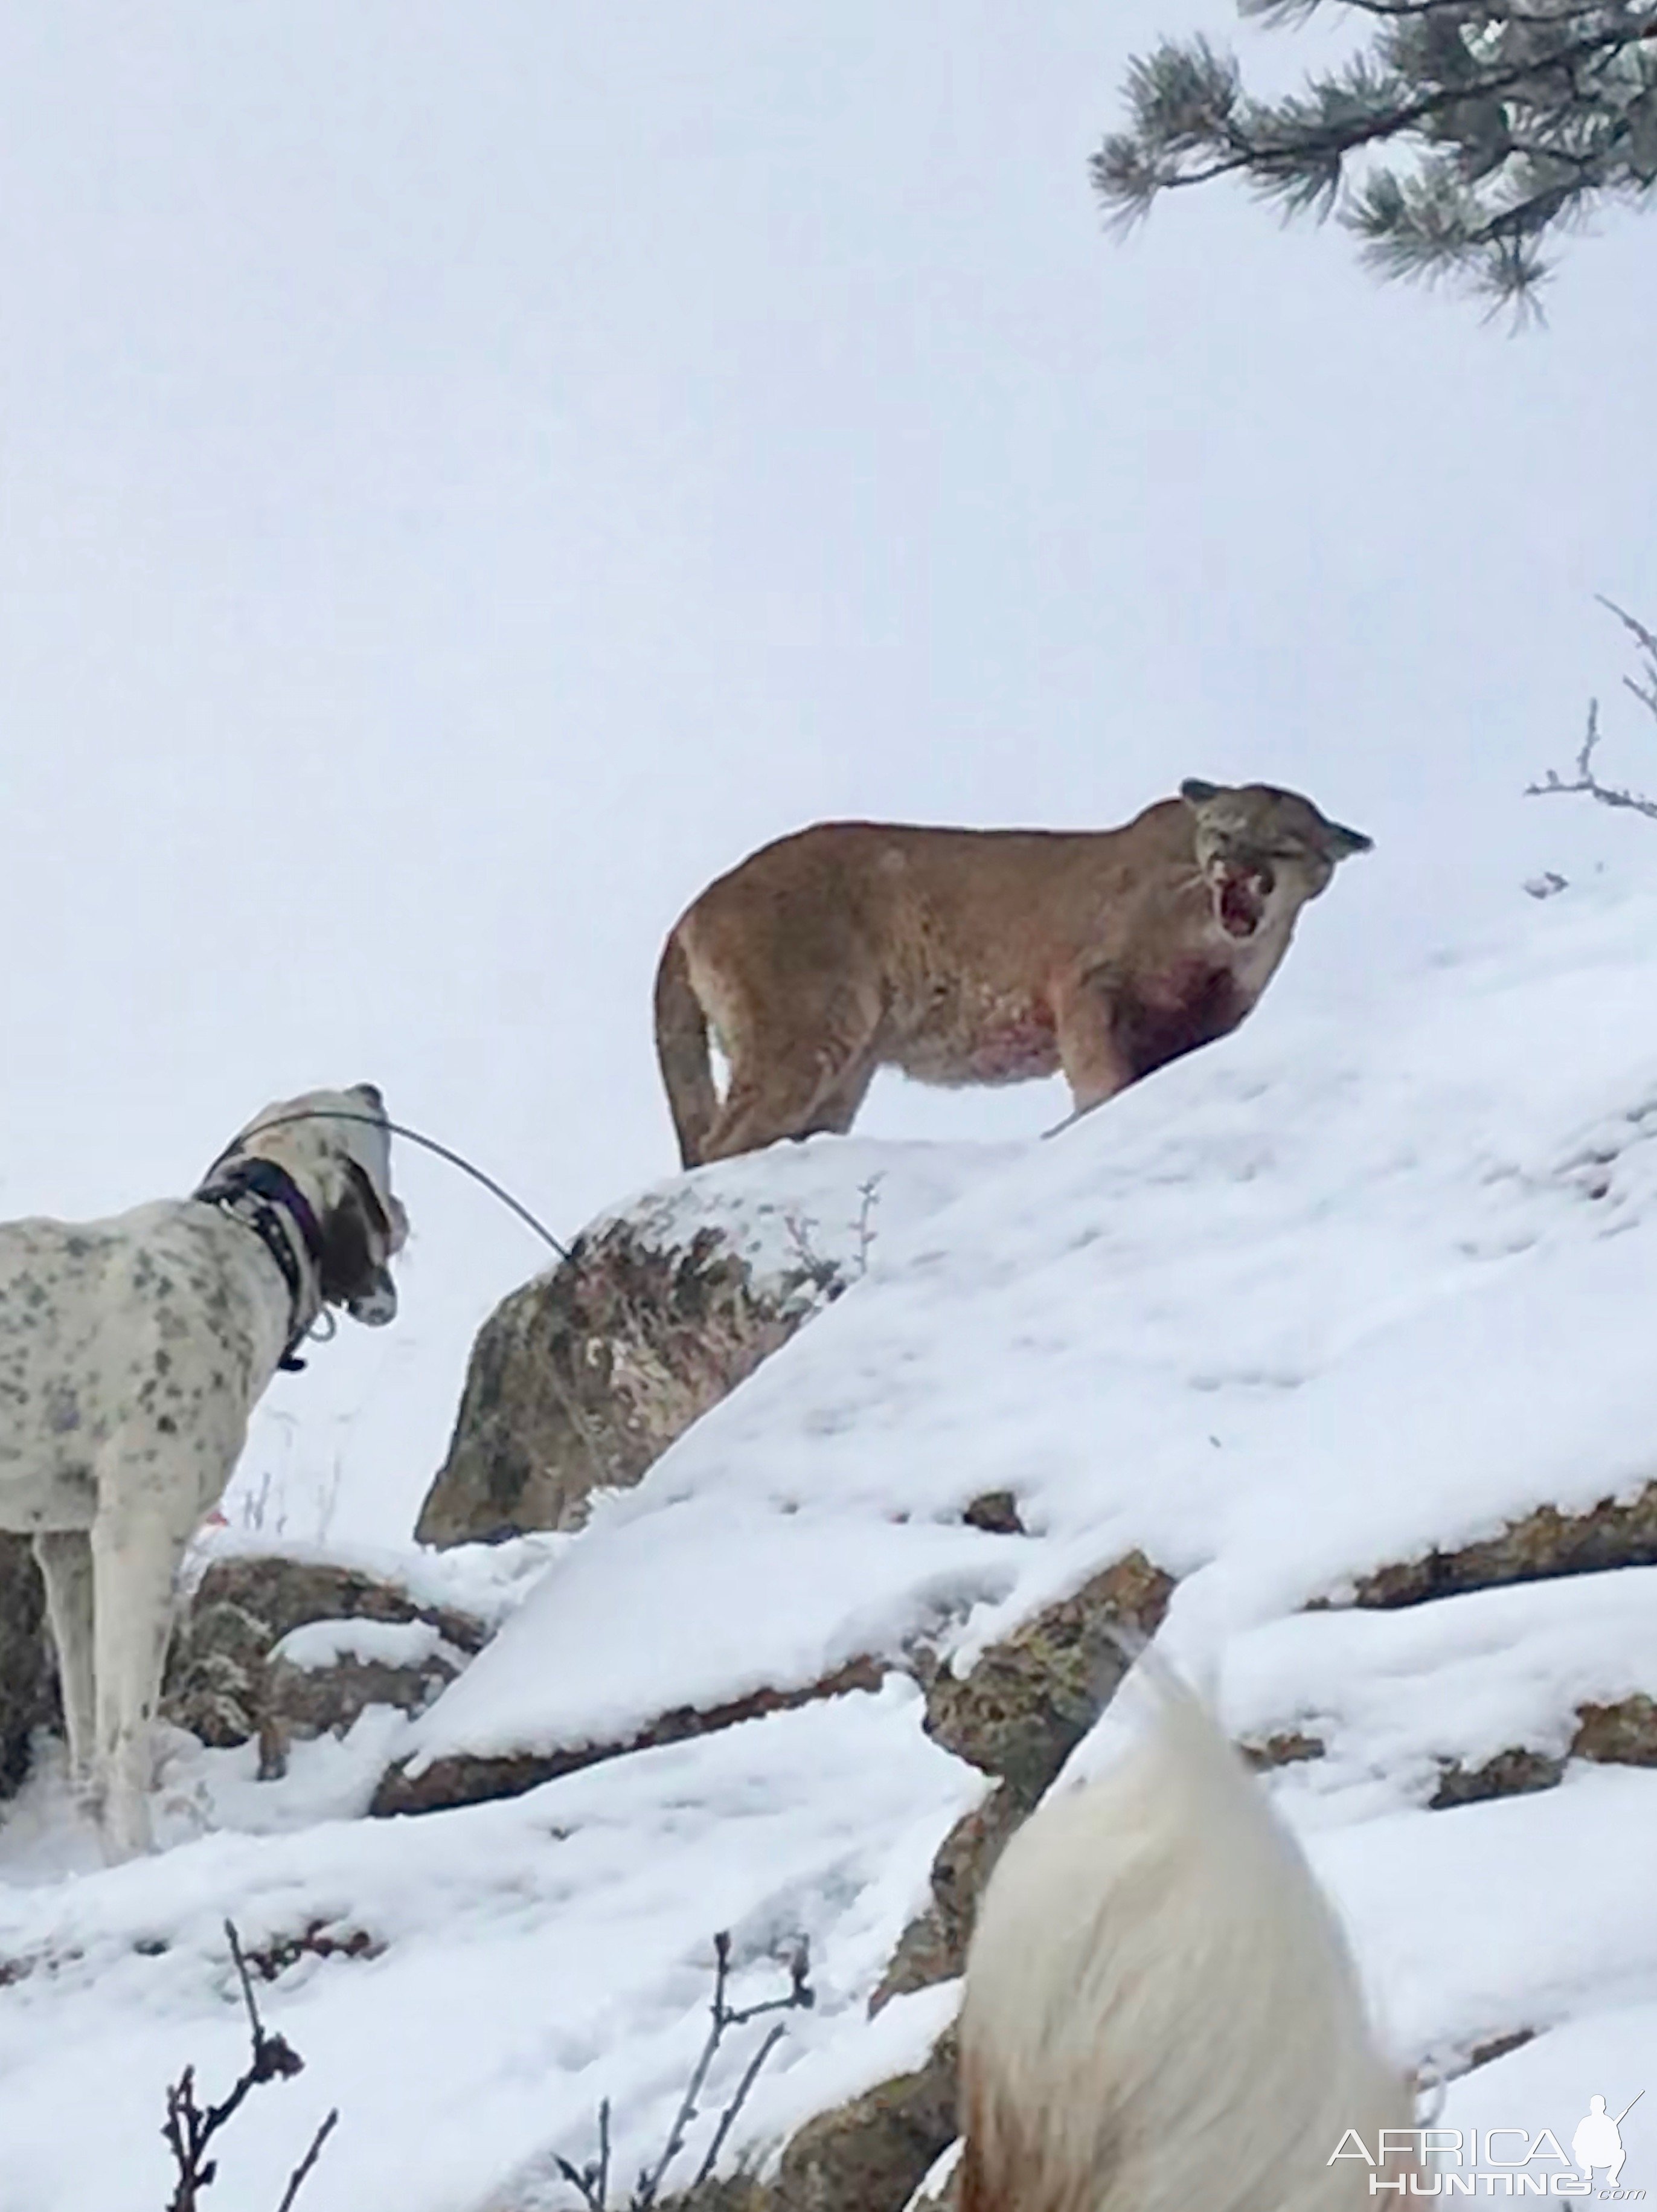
<box><xmin>556</xmin><ymin>1932</ymin><xmax>815</xmax><ymax>2211</ymax></box>
<box><xmin>1527</xmin><ymin>599</ymin><xmax>1657</xmax><ymax>820</ymax></box>
<box><xmin>161</xmin><ymin>1920</ymin><xmax>338</xmax><ymax>2211</ymax></box>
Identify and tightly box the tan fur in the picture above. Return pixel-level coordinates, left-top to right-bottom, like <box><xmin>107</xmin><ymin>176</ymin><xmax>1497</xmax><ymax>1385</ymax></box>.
<box><xmin>654</xmin><ymin>781</ymin><xmax>1371</xmax><ymax>1166</ymax></box>
<box><xmin>957</xmin><ymin>1685</ymin><xmax>1416</xmax><ymax>2212</ymax></box>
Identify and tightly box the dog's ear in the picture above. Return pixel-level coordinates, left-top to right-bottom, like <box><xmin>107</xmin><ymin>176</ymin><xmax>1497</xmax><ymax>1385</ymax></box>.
<box><xmin>1179</xmin><ymin>778</ymin><xmax>1225</xmax><ymax>809</ymax></box>
<box><xmin>316</xmin><ymin>1165</ymin><xmax>399</xmax><ymax>1325</ymax></box>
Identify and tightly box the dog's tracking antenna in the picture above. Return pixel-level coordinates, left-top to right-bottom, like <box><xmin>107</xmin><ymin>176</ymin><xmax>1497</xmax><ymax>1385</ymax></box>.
<box><xmin>238</xmin><ymin>1111</ymin><xmax>574</xmax><ymax>1264</ymax></box>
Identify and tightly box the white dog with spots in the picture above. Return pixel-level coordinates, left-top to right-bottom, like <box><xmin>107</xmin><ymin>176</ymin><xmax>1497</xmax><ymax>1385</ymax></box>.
<box><xmin>0</xmin><ymin>1084</ymin><xmax>406</xmax><ymax>1858</ymax></box>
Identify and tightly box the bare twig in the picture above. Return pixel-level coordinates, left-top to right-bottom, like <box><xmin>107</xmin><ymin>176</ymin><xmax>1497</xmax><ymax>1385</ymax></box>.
<box><xmin>274</xmin><ymin>2112</ymin><xmax>340</xmax><ymax>2212</ymax></box>
<box><xmin>780</xmin><ymin>1210</ymin><xmax>844</xmax><ymax>1300</ymax></box>
<box><xmin>159</xmin><ymin>1920</ymin><xmax>335</xmax><ymax>2211</ymax></box>
<box><xmin>782</xmin><ymin>1177</ymin><xmax>884</xmax><ymax>1299</ymax></box>
<box><xmin>1600</xmin><ymin>594</ymin><xmax>1657</xmax><ymax>663</ymax></box>
<box><xmin>633</xmin><ymin>1933</ymin><xmax>736</xmax><ymax>2208</ymax></box>
<box><xmin>556</xmin><ymin>2099</ymin><xmax>612</xmax><ymax>2212</ymax></box>
<box><xmin>1527</xmin><ymin>602</ymin><xmax>1657</xmax><ymax>821</ymax></box>
<box><xmin>557</xmin><ymin>1934</ymin><xmax>814</xmax><ymax>2210</ymax></box>
<box><xmin>690</xmin><ymin>2025</ymin><xmax>788</xmax><ymax>2192</ymax></box>
<box><xmin>850</xmin><ymin>1176</ymin><xmax>885</xmax><ymax>1277</ymax></box>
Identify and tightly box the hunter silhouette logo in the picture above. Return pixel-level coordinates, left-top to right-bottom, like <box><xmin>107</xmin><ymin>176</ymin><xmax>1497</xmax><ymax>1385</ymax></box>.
<box><xmin>1331</xmin><ymin>2090</ymin><xmax>1646</xmax><ymax>2196</ymax></box>
<box><xmin>1574</xmin><ymin>2096</ymin><xmax>1644</xmax><ymax>2193</ymax></box>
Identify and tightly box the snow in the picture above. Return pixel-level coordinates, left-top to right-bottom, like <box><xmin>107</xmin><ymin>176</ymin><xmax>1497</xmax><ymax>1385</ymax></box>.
<box><xmin>8</xmin><ymin>864</ymin><xmax>1657</xmax><ymax>2205</ymax></box>
<box><xmin>1221</xmin><ymin>1568</ymin><xmax>1657</xmax><ymax>1822</ymax></box>
<box><xmin>586</xmin><ymin>1135</ymin><xmax>1025</xmax><ymax>1302</ymax></box>
<box><xmin>0</xmin><ymin>1686</ymin><xmax>975</xmax><ymax>2212</ymax></box>
<box><xmin>272</xmin><ymin>1618</ymin><xmax>454</xmax><ymax>1674</ymax></box>
<box><xmin>397</xmin><ymin>1499</ymin><xmax>1022</xmax><ymax>1773</ymax></box>
<box><xmin>183</xmin><ymin>1526</ymin><xmax>571</xmax><ymax>1638</ymax></box>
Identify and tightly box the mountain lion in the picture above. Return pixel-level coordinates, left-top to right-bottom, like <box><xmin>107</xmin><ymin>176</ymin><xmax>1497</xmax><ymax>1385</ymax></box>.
<box><xmin>654</xmin><ymin>779</ymin><xmax>1370</xmax><ymax>1167</ymax></box>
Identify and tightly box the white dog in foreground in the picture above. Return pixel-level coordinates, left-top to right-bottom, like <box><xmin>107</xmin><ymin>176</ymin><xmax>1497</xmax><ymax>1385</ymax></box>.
<box><xmin>0</xmin><ymin>1084</ymin><xmax>406</xmax><ymax>1859</ymax></box>
<box><xmin>958</xmin><ymin>1683</ymin><xmax>1416</xmax><ymax>2212</ymax></box>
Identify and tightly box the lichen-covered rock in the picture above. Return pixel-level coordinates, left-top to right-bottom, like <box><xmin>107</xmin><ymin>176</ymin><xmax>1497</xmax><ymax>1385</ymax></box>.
<box><xmin>257</xmin><ymin>1618</ymin><xmax>470</xmax><ymax>1779</ymax></box>
<box><xmin>162</xmin><ymin>1553</ymin><xmax>487</xmax><ymax>1752</ymax></box>
<box><xmin>1429</xmin><ymin>1691</ymin><xmax>1657</xmax><ymax>1808</ymax></box>
<box><xmin>870</xmin><ymin>1785</ymin><xmax>1022</xmax><ymax>2016</ymax></box>
<box><xmin>413</xmin><ymin>1145</ymin><xmax>991</xmax><ymax>1550</ymax></box>
<box><xmin>371</xmin><ymin>1654</ymin><xmax>886</xmax><ymax>1819</ymax></box>
<box><xmin>664</xmin><ymin>2033</ymin><xmax>958</xmax><ymax>2212</ymax></box>
<box><xmin>1428</xmin><ymin>1746</ymin><xmax>1563</xmax><ymax>1808</ymax></box>
<box><xmin>921</xmin><ymin>1550</ymin><xmax>1175</xmax><ymax>1801</ymax></box>
<box><xmin>1348</xmin><ymin>1481</ymin><xmax>1657</xmax><ymax>1608</ymax></box>
<box><xmin>0</xmin><ymin>1534</ymin><xmax>57</xmax><ymax>1798</ymax></box>
<box><xmin>415</xmin><ymin>1224</ymin><xmax>836</xmax><ymax>1550</ymax></box>
<box><xmin>959</xmin><ymin>1491</ymin><xmax>1025</xmax><ymax>1537</ymax></box>
<box><xmin>869</xmin><ymin>1554</ymin><xmax>1172</xmax><ymax>2023</ymax></box>
<box><xmin>902</xmin><ymin>2143</ymin><xmax>962</xmax><ymax>2212</ymax></box>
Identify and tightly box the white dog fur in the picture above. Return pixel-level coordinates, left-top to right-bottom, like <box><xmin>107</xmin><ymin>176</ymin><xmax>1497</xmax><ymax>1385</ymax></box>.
<box><xmin>958</xmin><ymin>1681</ymin><xmax>1416</xmax><ymax>2212</ymax></box>
<box><xmin>0</xmin><ymin>1084</ymin><xmax>406</xmax><ymax>1858</ymax></box>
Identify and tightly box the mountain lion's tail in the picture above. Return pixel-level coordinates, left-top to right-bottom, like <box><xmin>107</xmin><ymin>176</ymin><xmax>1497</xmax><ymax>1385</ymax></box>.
<box><xmin>654</xmin><ymin>931</ymin><xmax>717</xmax><ymax>1170</ymax></box>
<box><xmin>958</xmin><ymin>1680</ymin><xmax>1415</xmax><ymax>2212</ymax></box>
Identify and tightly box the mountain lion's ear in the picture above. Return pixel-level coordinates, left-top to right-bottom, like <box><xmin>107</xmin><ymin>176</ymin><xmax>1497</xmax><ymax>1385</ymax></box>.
<box><xmin>1324</xmin><ymin>818</ymin><xmax>1374</xmax><ymax>860</ymax></box>
<box><xmin>1179</xmin><ymin>778</ymin><xmax>1224</xmax><ymax>809</ymax></box>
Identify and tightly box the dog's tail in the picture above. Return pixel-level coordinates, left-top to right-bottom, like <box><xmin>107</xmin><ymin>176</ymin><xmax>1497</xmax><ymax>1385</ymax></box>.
<box><xmin>654</xmin><ymin>930</ymin><xmax>717</xmax><ymax>1171</ymax></box>
<box><xmin>958</xmin><ymin>1679</ymin><xmax>1415</xmax><ymax>2212</ymax></box>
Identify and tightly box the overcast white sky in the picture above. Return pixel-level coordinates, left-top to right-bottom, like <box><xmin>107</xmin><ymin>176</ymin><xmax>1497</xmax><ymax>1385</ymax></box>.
<box><xmin>1</xmin><ymin>2</ymin><xmax>1652</xmax><ymax>1540</ymax></box>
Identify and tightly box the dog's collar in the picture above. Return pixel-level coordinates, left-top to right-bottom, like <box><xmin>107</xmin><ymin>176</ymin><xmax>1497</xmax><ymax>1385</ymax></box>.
<box><xmin>192</xmin><ymin>1158</ymin><xmax>324</xmax><ymax>1372</ymax></box>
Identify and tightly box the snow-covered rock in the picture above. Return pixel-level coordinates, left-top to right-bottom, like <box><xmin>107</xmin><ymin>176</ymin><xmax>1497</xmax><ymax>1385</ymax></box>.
<box><xmin>1229</xmin><ymin>1566</ymin><xmax>1657</xmax><ymax>1813</ymax></box>
<box><xmin>261</xmin><ymin>1618</ymin><xmax>470</xmax><ymax>1781</ymax></box>
<box><xmin>161</xmin><ymin>1546</ymin><xmax>490</xmax><ymax>1754</ymax></box>
<box><xmin>415</xmin><ymin>1140</ymin><xmax>1016</xmax><ymax>1548</ymax></box>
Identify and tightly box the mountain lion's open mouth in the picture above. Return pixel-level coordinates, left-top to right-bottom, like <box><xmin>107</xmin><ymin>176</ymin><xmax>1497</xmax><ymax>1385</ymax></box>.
<box><xmin>1212</xmin><ymin>861</ymin><xmax>1274</xmax><ymax>939</ymax></box>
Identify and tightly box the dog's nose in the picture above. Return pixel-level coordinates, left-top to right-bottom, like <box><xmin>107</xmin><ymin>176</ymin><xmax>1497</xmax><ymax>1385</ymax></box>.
<box><xmin>353</xmin><ymin>1082</ymin><xmax>385</xmax><ymax>1110</ymax></box>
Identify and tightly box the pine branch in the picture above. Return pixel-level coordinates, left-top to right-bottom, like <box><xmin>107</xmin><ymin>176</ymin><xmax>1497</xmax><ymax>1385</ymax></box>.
<box><xmin>1095</xmin><ymin>4</ymin><xmax>1657</xmax><ymax>301</ymax></box>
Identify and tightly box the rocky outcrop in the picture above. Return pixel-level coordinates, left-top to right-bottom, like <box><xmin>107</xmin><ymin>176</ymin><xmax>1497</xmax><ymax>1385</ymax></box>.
<box><xmin>903</xmin><ymin>2145</ymin><xmax>962</xmax><ymax>2212</ymax></box>
<box><xmin>870</xmin><ymin>1786</ymin><xmax>1022</xmax><ymax>2016</ymax></box>
<box><xmin>1243</xmin><ymin>1492</ymin><xmax>1657</xmax><ymax>1810</ymax></box>
<box><xmin>415</xmin><ymin>1220</ymin><xmax>842</xmax><ymax>1549</ymax></box>
<box><xmin>920</xmin><ymin>1550</ymin><xmax>1175</xmax><ymax>1800</ymax></box>
<box><xmin>258</xmin><ymin>1618</ymin><xmax>471</xmax><ymax>1779</ymax></box>
<box><xmin>662</xmin><ymin>2033</ymin><xmax>958</xmax><ymax>2212</ymax></box>
<box><xmin>1347</xmin><ymin>1481</ymin><xmax>1657</xmax><ymax>1609</ymax></box>
<box><xmin>868</xmin><ymin>1552</ymin><xmax>1175</xmax><ymax>2021</ymax></box>
<box><xmin>0</xmin><ymin>1535</ymin><xmax>57</xmax><ymax>1798</ymax></box>
<box><xmin>371</xmin><ymin>1654</ymin><xmax>886</xmax><ymax>1819</ymax></box>
<box><xmin>162</xmin><ymin>1553</ymin><xmax>488</xmax><ymax>1755</ymax></box>
<box><xmin>1428</xmin><ymin>1691</ymin><xmax>1657</xmax><ymax>1808</ymax></box>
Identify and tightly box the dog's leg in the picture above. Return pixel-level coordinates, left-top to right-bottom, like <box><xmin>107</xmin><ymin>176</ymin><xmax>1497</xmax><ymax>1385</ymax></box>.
<box><xmin>32</xmin><ymin>1530</ymin><xmax>95</xmax><ymax>1786</ymax></box>
<box><xmin>89</xmin><ymin>1497</ymin><xmax>189</xmax><ymax>1861</ymax></box>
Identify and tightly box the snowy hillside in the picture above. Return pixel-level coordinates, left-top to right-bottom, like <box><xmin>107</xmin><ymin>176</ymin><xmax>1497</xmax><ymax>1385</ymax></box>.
<box><xmin>6</xmin><ymin>867</ymin><xmax>1657</xmax><ymax>2207</ymax></box>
